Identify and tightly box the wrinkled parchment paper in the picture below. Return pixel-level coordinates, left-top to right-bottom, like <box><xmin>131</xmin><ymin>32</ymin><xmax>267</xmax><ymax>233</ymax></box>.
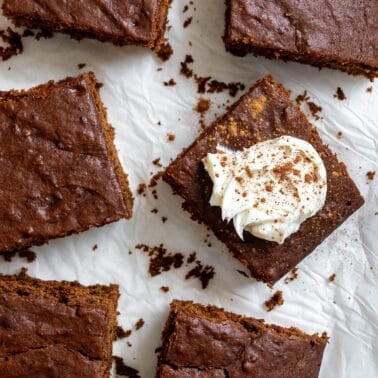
<box><xmin>0</xmin><ymin>1</ymin><xmax>377</xmax><ymax>377</ymax></box>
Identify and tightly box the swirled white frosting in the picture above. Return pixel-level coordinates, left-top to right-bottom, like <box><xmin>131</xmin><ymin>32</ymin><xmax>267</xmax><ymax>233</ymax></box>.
<box><xmin>202</xmin><ymin>136</ymin><xmax>327</xmax><ymax>244</ymax></box>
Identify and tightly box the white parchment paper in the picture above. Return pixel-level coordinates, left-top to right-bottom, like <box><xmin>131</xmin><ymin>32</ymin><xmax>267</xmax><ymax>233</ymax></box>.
<box><xmin>0</xmin><ymin>1</ymin><xmax>377</xmax><ymax>377</ymax></box>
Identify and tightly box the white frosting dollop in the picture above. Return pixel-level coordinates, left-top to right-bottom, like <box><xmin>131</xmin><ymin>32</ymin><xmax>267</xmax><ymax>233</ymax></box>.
<box><xmin>202</xmin><ymin>136</ymin><xmax>327</xmax><ymax>244</ymax></box>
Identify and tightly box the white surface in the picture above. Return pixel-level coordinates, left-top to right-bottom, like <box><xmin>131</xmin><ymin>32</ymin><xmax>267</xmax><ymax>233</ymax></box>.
<box><xmin>0</xmin><ymin>1</ymin><xmax>377</xmax><ymax>377</ymax></box>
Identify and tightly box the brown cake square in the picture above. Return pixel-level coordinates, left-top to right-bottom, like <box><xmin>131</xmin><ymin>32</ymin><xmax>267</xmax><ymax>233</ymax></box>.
<box><xmin>0</xmin><ymin>269</ymin><xmax>119</xmax><ymax>377</ymax></box>
<box><xmin>2</xmin><ymin>0</ymin><xmax>170</xmax><ymax>52</ymax></box>
<box><xmin>157</xmin><ymin>300</ymin><xmax>328</xmax><ymax>377</ymax></box>
<box><xmin>224</xmin><ymin>0</ymin><xmax>378</xmax><ymax>79</ymax></box>
<box><xmin>0</xmin><ymin>72</ymin><xmax>133</xmax><ymax>254</ymax></box>
<box><xmin>163</xmin><ymin>75</ymin><xmax>364</xmax><ymax>284</ymax></box>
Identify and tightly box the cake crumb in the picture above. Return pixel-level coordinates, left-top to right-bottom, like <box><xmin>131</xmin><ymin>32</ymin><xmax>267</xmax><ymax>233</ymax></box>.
<box><xmin>157</xmin><ymin>42</ymin><xmax>173</xmax><ymax>62</ymax></box>
<box><xmin>167</xmin><ymin>133</ymin><xmax>176</xmax><ymax>142</ymax></box>
<box><xmin>92</xmin><ymin>244</ymin><xmax>98</xmax><ymax>251</ymax></box>
<box><xmin>284</xmin><ymin>267</ymin><xmax>298</xmax><ymax>284</ymax></box>
<box><xmin>366</xmin><ymin>86</ymin><xmax>373</xmax><ymax>93</ymax></box>
<box><xmin>151</xmin><ymin>208</ymin><xmax>158</xmax><ymax>214</ymax></box>
<box><xmin>334</xmin><ymin>87</ymin><xmax>346</xmax><ymax>101</ymax></box>
<box><xmin>237</xmin><ymin>270</ymin><xmax>249</xmax><ymax>278</ymax></box>
<box><xmin>113</xmin><ymin>356</ymin><xmax>140</xmax><ymax>378</ymax></box>
<box><xmin>185</xmin><ymin>261</ymin><xmax>215</xmax><ymax>289</ymax></box>
<box><xmin>295</xmin><ymin>90</ymin><xmax>309</xmax><ymax>105</ymax></box>
<box><xmin>160</xmin><ymin>286</ymin><xmax>170</xmax><ymax>293</ymax></box>
<box><xmin>2</xmin><ymin>249</ymin><xmax>36</xmax><ymax>263</ymax></box>
<box><xmin>137</xmin><ymin>183</ymin><xmax>147</xmax><ymax>196</ymax></box>
<box><xmin>135</xmin><ymin>318</ymin><xmax>145</xmax><ymax>330</ymax></box>
<box><xmin>0</xmin><ymin>28</ymin><xmax>23</xmax><ymax>61</ymax></box>
<box><xmin>337</xmin><ymin>131</ymin><xmax>343</xmax><ymax>139</ymax></box>
<box><xmin>195</xmin><ymin>98</ymin><xmax>211</xmax><ymax>114</ymax></box>
<box><xmin>328</xmin><ymin>273</ymin><xmax>336</xmax><ymax>282</ymax></box>
<box><xmin>161</xmin><ymin>216</ymin><xmax>168</xmax><ymax>223</ymax></box>
<box><xmin>152</xmin><ymin>158</ymin><xmax>162</xmax><ymax>167</ymax></box>
<box><xmin>265</xmin><ymin>291</ymin><xmax>284</xmax><ymax>312</ymax></box>
<box><xmin>307</xmin><ymin>101</ymin><xmax>322</xmax><ymax>120</ymax></box>
<box><xmin>116</xmin><ymin>326</ymin><xmax>132</xmax><ymax>339</ymax></box>
<box><xmin>180</xmin><ymin>54</ymin><xmax>194</xmax><ymax>78</ymax></box>
<box><xmin>366</xmin><ymin>171</ymin><xmax>376</xmax><ymax>181</ymax></box>
<box><xmin>78</xmin><ymin>63</ymin><xmax>86</xmax><ymax>70</ymax></box>
<box><xmin>183</xmin><ymin>16</ymin><xmax>193</xmax><ymax>28</ymax></box>
<box><xmin>164</xmin><ymin>78</ymin><xmax>176</xmax><ymax>87</ymax></box>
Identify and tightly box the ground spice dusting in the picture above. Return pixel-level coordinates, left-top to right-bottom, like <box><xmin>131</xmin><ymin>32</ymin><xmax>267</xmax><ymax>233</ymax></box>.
<box><xmin>265</xmin><ymin>291</ymin><xmax>284</xmax><ymax>311</ymax></box>
<box><xmin>0</xmin><ymin>28</ymin><xmax>23</xmax><ymax>61</ymax></box>
<box><xmin>113</xmin><ymin>356</ymin><xmax>140</xmax><ymax>378</ymax></box>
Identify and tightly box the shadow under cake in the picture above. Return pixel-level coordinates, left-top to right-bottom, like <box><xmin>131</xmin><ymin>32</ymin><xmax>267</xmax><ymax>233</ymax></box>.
<box><xmin>163</xmin><ymin>75</ymin><xmax>364</xmax><ymax>284</ymax></box>
<box><xmin>2</xmin><ymin>0</ymin><xmax>170</xmax><ymax>52</ymax></box>
<box><xmin>0</xmin><ymin>269</ymin><xmax>119</xmax><ymax>377</ymax></box>
<box><xmin>224</xmin><ymin>0</ymin><xmax>378</xmax><ymax>80</ymax></box>
<box><xmin>0</xmin><ymin>72</ymin><xmax>133</xmax><ymax>254</ymax></box>
<box><xmin>157</xmin><ymin>300</ymin><xmax>328</xmax><ymax>377</ymax></box>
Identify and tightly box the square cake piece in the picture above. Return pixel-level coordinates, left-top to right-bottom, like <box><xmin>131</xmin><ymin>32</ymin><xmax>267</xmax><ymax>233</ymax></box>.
<box><xmin>163</xmin><ymin>75</ymin><xmax>364</xmax><ymax>284</ymax></box>
<box><xmin>157</xmin><ymin>300</ymin><xmax>328</xmax><ymax>377</ymax></box>
<box><xmin>0</xmin><ymin>269</ymin><xmax>119</xmax><ymax>377</ymax></box>
<box><xmin>0</xmin><ymin>72</ymin><xmax>133</xmax><ymax>254</ymax></box>
<box><xmin>2</xmin><ymin>0</ymin><xmax>170</xmax><ymax>51</ymax></box>
<box><xmin>224</xmin><ymin>0</ymin><xmax>378</xmax><ymax>79</ymax></box>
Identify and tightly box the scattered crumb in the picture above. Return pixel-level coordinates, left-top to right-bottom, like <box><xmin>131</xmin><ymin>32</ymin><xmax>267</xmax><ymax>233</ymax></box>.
<box><xmin>295</xmin><ymin>90</ymin><xmax>309</xmax><ymax>105</ymax></box>
<box><xmin>151</xmin><ymin>208</ymin><xmax>158</xmax><ymax>214</ymax></box>
<box><xmin>22</xmin><ymin>29</ymin><xmax>34</xmax><ymax>37</ymax></box>
<box><xmin>366</xmin><ymin>171</ymin><xmax>376</xmax><ymax>181</ymax></box>
<box><xmin>0</xmin><ymin>28</ymin><xmax>23</xmax><ymax>61</ymax></box>
<box><xmin>328</xmin><ymin>273</ymin><xmax>336</xmax><ymax>282</ymax></box>
<box><xmin>135</xmin><ymin>318</ymin><xmax>145</xmax><ymax>330</ymax></box>
<box><xmin>161</xmin><ymin>216</ymin><xmax>167</xmax><ymax>223</ymax></box>
<box><xmin>284</xmin><ymin>267</ymin><xmax>298</xmax><ymax>284</ymax></box>
<box><xmin>2</xmin><ymin>249</ymin><xmax>36</xmax><ymax>263</ymax></box>
<box><xmin>116</xmin><ymin>326</ymin><xmax>132</xmax><ymax>339</ymax></box>
<box><xmin>195</xmin><ymin>98</ymin><xmax>211</xmax><ymax>115</ymax></box>
<box><xmin>164</xmin><ymin>78</ymin><xmax>176</xmax><ymax>87</ymax></box>
<box><xmin>167</xmin><ymin>133</ymin><xmax>176</xmax><ymax>142</ymax></box>
<box><xmin>113</xmin><ymin>356</ymin><xmax>140</xmax><ymax>378</ymax></box>
<box><xmin>237</xmin><ymin>270</ymin><xmax>249</xmax><ymax>278</ymax></box>
<box><xmin>135</xmin><ymin>244</ymin><xmax>184</xmax><ymax>276</ymax></box>
<box><xmin>180</xmin><ymin>54</ymin><xmax>194</xmax><ymax>78</ymax></box>
<box><xmin>136</xmin><ymin>245</ymin><xmax>215</xmax><ymax>289</ymax></box>
<box><xmin>149</xmin><ymin>171</ymin><xmax>163</xmax><ymax>189</ymax></box>
<box><xmin>92</xmin><ymin>244</ymin><xmax>98</xmax><ymax>251</ymax></box>
<box><xmin>187</xmin><ymin>252</ymin><xmax>197</xmax><ymax>264</ymax></box>
<box><xmin>185</xmin><ymin>261</ymin><xmax>215</xmax><ymax>289</ymax></box>
<box><xmin>334</xmin><ymin>87</ymin><xmax>346</xmax><ymax>101</ymax></box>
<box><xmin>160</xmin><ymin>286</ymin><xmax>170</xmax><ymax>293</ymax></box>
<box><xmin>127</xmin><ymin>342</ymin><xmax>132</xmax><ymax>347</ymax></box>
<box><xmin>307</xmin><ymin>101</ymin><xmax>322</xmax><ymax>120</ymax></box>
<box><xmin>183</xmin><ymin>16</ymin><xmax>193</xmax><ymax>28</ymax></box>
<box><xmin>337</xmin><ymin>131</ymin><xmax>343</xmax><ymax>139</ymax></box>
<box><xmin>35</xmin><ymin>29</ymin><xmax>53</xmax><ymax>40</ymax></box>
<box><xmin>157</xmin><ymin>42</ymin><xmax>173</xmax><ymax>62</ymax></box>
<box><xmin>265</xmin><ymin>291</ymin><xmax>284</xmax><ymax>312</ymax></box>
<box><xmin>137</xmin><ymin>183</ymin><xmax>147</xmax><ymax>196</ymax></box>
<box><xmin>183</xmin><ymin>5</ymin><xmax>189</xmax><ymax>13</ymax></box>
<box><xmin>78</xmin><ymin>63</ymin><xmax>86</xmax><ymax>70</ymax></box>
<box><xmin>366</xmin><ymin>86</ymin><xmax>373</xmax><ymax>93</ymax></box>
<box><xmin>152</xmin><ymin>158</ymin><xmax>162</xmax><ymax>167</ymax></box>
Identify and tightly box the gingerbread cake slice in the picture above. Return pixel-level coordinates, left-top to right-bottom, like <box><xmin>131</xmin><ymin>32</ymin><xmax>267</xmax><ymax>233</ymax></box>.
<box><xmin>157</xmin><ymin>300</ymin><xmax>328</xmax><ymax>377</ymax></box>
<box><xmin>2</xmin><ymin>0</ymin><xmax>170</xmax><ymax>52</ymax></box>
<box><xmin>224</xmin><ymin>0</ymin><xmax>378</xmax><ymax>80</ymax></box>
<box><xmin>163</xmin><ymin>75</ymin><xmax>364</xmax><ymax>284</ymax></box>
<box><xmin>0</xmin><ymin>269</ymin><xmax>119</xmax><ymax>377</ymax></box>
<box><xmin>0</xmin><ymin>72</ymin><xmax>133</xmax><ymax>254</ymax></box>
